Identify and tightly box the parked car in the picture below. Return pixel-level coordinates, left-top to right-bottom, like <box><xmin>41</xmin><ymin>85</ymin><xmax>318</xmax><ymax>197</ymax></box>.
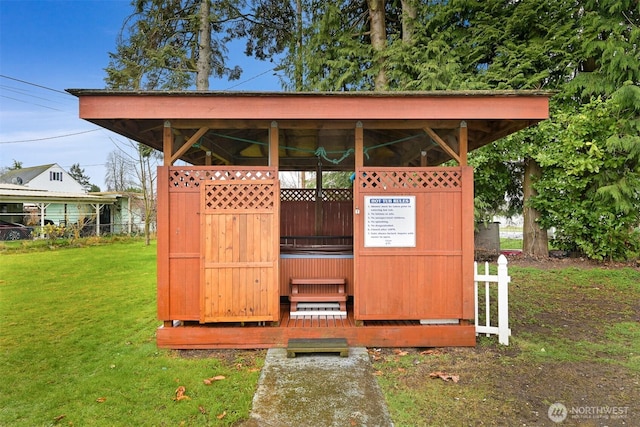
<box><xmin>0</xmin><ymin>220</ymin><xmax>33</xmax><ymax>240</ymax></box>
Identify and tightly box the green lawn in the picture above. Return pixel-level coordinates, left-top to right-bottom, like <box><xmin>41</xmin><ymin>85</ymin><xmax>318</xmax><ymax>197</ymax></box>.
<box><xmin>2</xmin><ymin>239</ymin><xmax>639</xmax><ymax>426</ymax></box>
<box><xmin>0</xmin><ymin>239</ymin><xmax>261</xmax><ymax>426</ymax></box>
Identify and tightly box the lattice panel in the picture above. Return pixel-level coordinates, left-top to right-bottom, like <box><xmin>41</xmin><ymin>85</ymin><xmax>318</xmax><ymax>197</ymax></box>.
<box><xmin>322</xmin><ymin>188</ymin><xmax>353</xmax><ymax>202</ymax></box>
<box><xmin>281</xmin><ymin>188</ymin><xmax>315</xmax><ymax>202</ymax></box>
<box><xmin>170</xmin><ymin>167</ymin><xmax>275</xmax><ymax>189</ymax></box>
<box><xmin>280</xmin><ymin>188</ymin><xmax>353</xmax><ymax>202</ymax></box>
<box><xmin>203</xmin><ymin>183</ymin><xmax>275</xmax><ymax>211</ymax></box>
<box><xmin>358</xmin><ymin>169</ymin><xmax>462</xmax><ymax>190</ymax></box>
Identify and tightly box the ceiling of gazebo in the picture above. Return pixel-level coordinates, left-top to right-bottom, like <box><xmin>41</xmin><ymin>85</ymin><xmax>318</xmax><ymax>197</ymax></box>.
<box><xmin>69</xmin><ymin>90</ymin><xmax>551</xmax><ymax>171</ymax></box>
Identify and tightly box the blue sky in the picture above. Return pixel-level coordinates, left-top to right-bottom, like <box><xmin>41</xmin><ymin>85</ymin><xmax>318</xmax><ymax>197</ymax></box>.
<box><xmin>0</xmin><ymin>0</ymin><xmax>281</xmax><ymax>189</ymax></box>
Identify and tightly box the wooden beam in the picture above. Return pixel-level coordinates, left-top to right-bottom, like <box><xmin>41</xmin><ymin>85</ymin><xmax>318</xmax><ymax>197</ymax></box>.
<box><xmin>269</xmin><ymin>121</ymin><xmax>279</xmax><ymax>168</ymax></box>
<box><xmin>163</xmin><ymin>121</ymin><xmax>173</xmax><ymax>166</ymax></box>
<box><xmin>424</xmin><ymin>126</ymin><xmax>460</xmax><ymax>164</ymax></box>
<box><xmin>355</xmin><ymin>121</ymin><xmax>364</xmax><ymax>168</ymax></box>
<box><xmin>171</xmin><ymin>126</ymin><xmax>209</xmax><ymax>164</ymax></box>
<box><xmin>459</xmin><ymin>121</ymin><xmax>468</xmax><ymax>166</ymax></box>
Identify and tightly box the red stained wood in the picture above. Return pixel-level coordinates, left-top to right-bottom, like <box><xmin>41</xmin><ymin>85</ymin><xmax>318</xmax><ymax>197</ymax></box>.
<box><xmin>354</xmin><ymin>167</ymin><xmax>473</xmax><ymax>321</ymax></box>
<box><xmin>78</xmin><ymin>92</ymin><xmax>549</xmax><ymax>121</ymax></box>
<box><xmin>156</xmin><ymin>307</ymin><xmax>476</xmax><ymax>349</ymax></box>
<box><xmin>279</xmin><ymin>257</ymin><xmax>354</xmax><ymax>295</ymax></box>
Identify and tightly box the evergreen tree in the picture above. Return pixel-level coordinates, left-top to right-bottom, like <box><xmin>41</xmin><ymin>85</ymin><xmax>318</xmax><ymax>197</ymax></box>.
<box><xmin>68</xmin><ymin>163</ymin><xmax>93</xmax><ymax>192</ymax></box>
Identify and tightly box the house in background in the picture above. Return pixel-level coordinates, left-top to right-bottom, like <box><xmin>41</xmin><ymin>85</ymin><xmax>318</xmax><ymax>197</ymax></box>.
<box><xmin>0</xmin><ymin>163</ymin><xmax>85</xmax><ymax>194</ymax></box>
<box><xmin>0</xmin><ymin>164</ymin><xmax>143</xmax><ymax>237</ymax></box>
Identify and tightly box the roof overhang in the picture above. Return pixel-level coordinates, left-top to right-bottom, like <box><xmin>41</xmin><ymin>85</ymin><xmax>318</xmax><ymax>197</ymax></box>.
<box><xmin>0</xmin><ymin>184</ymin><xmax>123</xmax><ymax>204</ymax></box>
<box><xmin>68</xmin><ymin>90</ymin><xmax>551</xmax><ymax>170</ymax></box>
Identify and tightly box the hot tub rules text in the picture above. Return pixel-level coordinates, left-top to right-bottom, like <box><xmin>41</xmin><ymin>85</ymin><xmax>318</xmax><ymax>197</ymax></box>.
<box><xmin>364</xmin><ymin>196</ymin><xmax>416</xmax><ymax>248</ymax></box>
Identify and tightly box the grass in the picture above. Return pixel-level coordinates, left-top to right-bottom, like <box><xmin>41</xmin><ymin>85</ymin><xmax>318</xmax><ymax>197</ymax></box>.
<box><xmin>373</xmin><ymin>263</ymin><xmax>640</xmax><ymax>426</ymax></box>
<box><xmin>0</xmin><ymin>239</ymin><xmax>261</xmax><ymax>426</ymax></box>
<box><xmin>2</xmin><ymin>239</ymin><xmax>639</xmax><ymax>426</ymax></box>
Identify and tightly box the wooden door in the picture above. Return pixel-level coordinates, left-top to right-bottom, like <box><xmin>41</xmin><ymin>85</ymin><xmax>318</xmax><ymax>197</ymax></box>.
<box><xmin>200</xmin><ymin>174</ymin><xmax>279</xmax><ymax>323</ymax></box>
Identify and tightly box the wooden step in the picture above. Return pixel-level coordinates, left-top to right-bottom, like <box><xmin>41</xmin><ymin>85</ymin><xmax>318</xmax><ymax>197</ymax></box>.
<box><xmin>289</xmin><ymin>293</ymin><xmax>348</xmax><ymax>302</ymax></box>
<box><xmin>286</xmin><ymin>338</ymin><xmax>349</xmax><ymax>358</ymax></box>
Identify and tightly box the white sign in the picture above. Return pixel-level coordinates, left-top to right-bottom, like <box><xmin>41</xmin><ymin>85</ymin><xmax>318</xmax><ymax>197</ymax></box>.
<box><xmin>364</xmin><ymin>196</ymin><xmax>416</xmax><ymax>247</ymax></box>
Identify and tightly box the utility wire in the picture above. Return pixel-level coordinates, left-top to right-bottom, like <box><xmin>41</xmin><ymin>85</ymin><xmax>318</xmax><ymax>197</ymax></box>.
<box><xmin>0</xmin><ymin>74</ymin><xmax>71</xmax><ymax>96</ymax></box>
<box><xmin>0</xmin><ymin>129</ymin><xmax>100</xmax><ymax>144</ymax></box>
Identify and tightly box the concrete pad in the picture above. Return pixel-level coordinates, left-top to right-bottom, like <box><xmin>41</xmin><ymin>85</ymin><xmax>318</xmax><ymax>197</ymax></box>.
<box><xmin>241</xmin><ymin>347</ymin><xmax>394</xmax><ymax>427</ymax></box>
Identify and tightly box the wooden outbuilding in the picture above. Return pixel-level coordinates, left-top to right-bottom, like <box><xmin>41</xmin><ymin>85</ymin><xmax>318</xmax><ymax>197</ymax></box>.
<box><xmin>70</xmin><ymin>90</ymin><xmax>549</xmax><ymax>349</ymax></box>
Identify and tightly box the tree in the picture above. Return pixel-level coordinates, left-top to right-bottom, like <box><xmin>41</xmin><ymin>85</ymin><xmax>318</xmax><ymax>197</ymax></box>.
<box><xmin>0</xmin><ymin>160</ymin><xmax>22</xmax><ymax>176</ymax></box>
<box><xmin>531</xmin><ymin>90</ymin><xmax>640</xmax><ymax>260</ymax></box>
<box><xmin>105</xmin><ymin>150</ymin><xmax>136</xmax><ymax>192</ymax></box>
<box><xmin>68</xmin><ymin>163</ymin><xmax>93</xmax><ymax>193</ymax></box>
<box><xmin>105</xmin><ymin>0</ymin><xmax>243</xmax><ymax>90</ymax></box>
<box><xmin>134</xmin><ymin>144</ymin><xmax>162</xmax><ymax>245</ymax></box>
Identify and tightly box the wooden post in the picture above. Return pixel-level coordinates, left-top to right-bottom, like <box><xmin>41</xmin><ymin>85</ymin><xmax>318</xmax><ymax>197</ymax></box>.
<box><xmin>459</xmin><ymin>121</ymin><xmax>468</xmax><ymax>166</ymax></box>
<box><xmin>353</xmin><ymin>121</ymin><xmax>363</xmax><ymax>324</ymax></box>
<box><xmin>205</xmin><ymin>151</ymin><xmax>212</xmax><ymax>166</ymax></box>
<box><xmin>355</xmin><ymin>121</ymin><xmax>364</xmax><ymax>168</ymax></box>
<box><xmin>163</xmin><ymin>121</ymin><xmax>173</xmax><ymax>166</ymax></box>
<box><xmin>269</xmin><ymin>121</ymin><xmax>279</xmax><ymax>168</ymax></box>
<box><xmin>315</xmin><ymin>159</ymin><xmax>323</xmax><ymax>236</ymax></box>
<box><xmin>420</xmin><ymin>149</ymin><xmax>427</xmax><ymax>167</ymax></box>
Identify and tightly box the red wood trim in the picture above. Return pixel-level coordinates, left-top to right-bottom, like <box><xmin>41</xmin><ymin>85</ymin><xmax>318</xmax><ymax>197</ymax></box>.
<box><xmin>78</xmin><ymin>93</ymin><xmax>550</xmax><ymax>121</ymax></box>
<box><xmin>156</xmin><ymin>166</ymin><xmax>171</xmax><ymax>320</ymax></box>
<box><xmin>355</xmin><ymin>122</ymin><xmax>363</xmax><ymax>168</ymax></box>
<box><xmin>459</xmin><ymin>121</ymin><xmax>468</xmax><ymax>166</ymax></box>
<box><xmin>461</xmin><ymin>166</ymin><xmax>475</xmax><ymax>319</ymax></box>
<box><xmin>163</xmin><ymin>121</ymin><xmax>173</xmax><ymax>166</ymax></box>
<box><xmin>269</xmin><ymin>121</ymin><xmax>279</xmax><ymax>168</ymax></box>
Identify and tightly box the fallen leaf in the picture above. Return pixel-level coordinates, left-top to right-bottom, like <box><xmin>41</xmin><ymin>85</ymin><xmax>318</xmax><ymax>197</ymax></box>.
<box><xmin>198</xmin><ymin>405</ymin><xmax>207</xmax><ymax>415</ymax></box>
<box><xmin>174</xmin><ymin>385</ymin><xmax>190</xmax><ymax>401</ymax></box>
<box><xmin>53</xmin><ymin>414</ymin><xmax>66</xmax><ymax>422</ymax></box>
<box><xmin>420</xmin><ymin>349</ymin><xmax>441</xmax><ymax>356</ymax></box>
<box><xmin>373</xmin><ymin>370</ymin><xmax>383</xmax><ymax>376</ymax></box>
<box><xmin>248</xmin><ymin>368</ymin><xmax>260</xmax><ymax>373</ymax></box>
<box><xmin>96</xmin><ymin>397</ymin><xmax>107</xmax><ymax>403</ymax></box>
<box><xmin>393</xmin><ymin>349</ymin><xmax>408</xmax><ymax>356</ymax></box>
<box><xmin>430</xmin><ymin>371</ymin><xmax>460</xmax><ymax>383</ymax></box>
<box><xmin>397</xmin><ymin>367</ymin><xmax>406</xmax><ymax>373</ymax></box>
<box><xmin>203</xmin><ymin>375</ymin><xmax>226</xmax><ymax>385</ymax></box>
<box><xmin>216</xmin><ymin>411</ymin><xmax>227</xmax><ymax>419</ymax></box>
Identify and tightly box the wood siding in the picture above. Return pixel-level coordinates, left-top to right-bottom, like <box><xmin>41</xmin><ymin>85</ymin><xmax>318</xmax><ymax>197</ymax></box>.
<box><xmin>157</xmin><ymin>166</ymin><xmax>279</xmax><ymax>323</ymax></box>
<box><xmin>353</xmin><ymin>167</ymin><xmax>474</xmax><ymax>321</ymax></box>
<box><xmin>279</xmin><ymin>256</ymin><xmax>354</xmax><ymax>296</ymax></box>
<box><xmin>200</xmin><ymin>177</ymin><xmax>279</xmax><ymax>322</ymax></box>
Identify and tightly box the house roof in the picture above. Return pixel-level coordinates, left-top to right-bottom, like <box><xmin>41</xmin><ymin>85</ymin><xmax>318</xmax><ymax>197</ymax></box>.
<box><xmin>0</xmin><ymin>164</ymin><xmax>55</xmax><ymax>185</ymax></box>
<box><xmin>68</xmin><ymin>90</ymin><xmax>551</xmax><ymax>171</ymax></box>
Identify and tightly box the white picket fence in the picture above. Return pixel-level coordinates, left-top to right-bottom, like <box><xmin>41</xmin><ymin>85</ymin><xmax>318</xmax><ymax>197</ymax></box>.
<box><xmin>474</xmin><ymin>254</ymin><xmax>511</xmax><ymax>345</ymax></box>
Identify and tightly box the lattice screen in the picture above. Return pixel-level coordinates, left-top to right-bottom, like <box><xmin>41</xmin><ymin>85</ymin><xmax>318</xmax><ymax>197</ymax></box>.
<box><xmin>280</xmin><ymin>188</ymin><xmax>353</xmax><ymax>202</ymax></box>
<box><xmin>203</xmin><ymin>183</ymin><xmax>275</xmax><ymax>211</ymax></box>
<box><xmin>358</xmin><ymin>169</ymin><xmax>462</xmax><ymax>190</ymax></box>
<box><xmin>169</xmin><ymin>167</ymin><xmax>275</xmax><ymax>189</ymax></box>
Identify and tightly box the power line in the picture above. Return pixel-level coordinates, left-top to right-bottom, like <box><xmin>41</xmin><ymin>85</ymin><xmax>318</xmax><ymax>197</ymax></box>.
<box><xmin>0</xmin><ymin>129</ymin><xmax>100</xmax><ymax>144</ymax></box>
<box><xmin>0</xmin><ymin>95</ymin><xmax>64</xmax><ymax>112</ymax></box>
<box><xmin>0</xmin><ymin>74</ymin><xmax>71</xmax><ymax>96</ymax></box>
<box><xmin>225</xmin><ymin>67</ymin><xmax>278</xmax><ymax>90</ymax></box>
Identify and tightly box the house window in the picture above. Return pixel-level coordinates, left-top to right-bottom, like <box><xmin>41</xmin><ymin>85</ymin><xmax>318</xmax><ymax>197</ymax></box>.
<box><xmin>50</xmin><ymin>171</ymin><xmax>63</xmax><ymax>181</ymax></box>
